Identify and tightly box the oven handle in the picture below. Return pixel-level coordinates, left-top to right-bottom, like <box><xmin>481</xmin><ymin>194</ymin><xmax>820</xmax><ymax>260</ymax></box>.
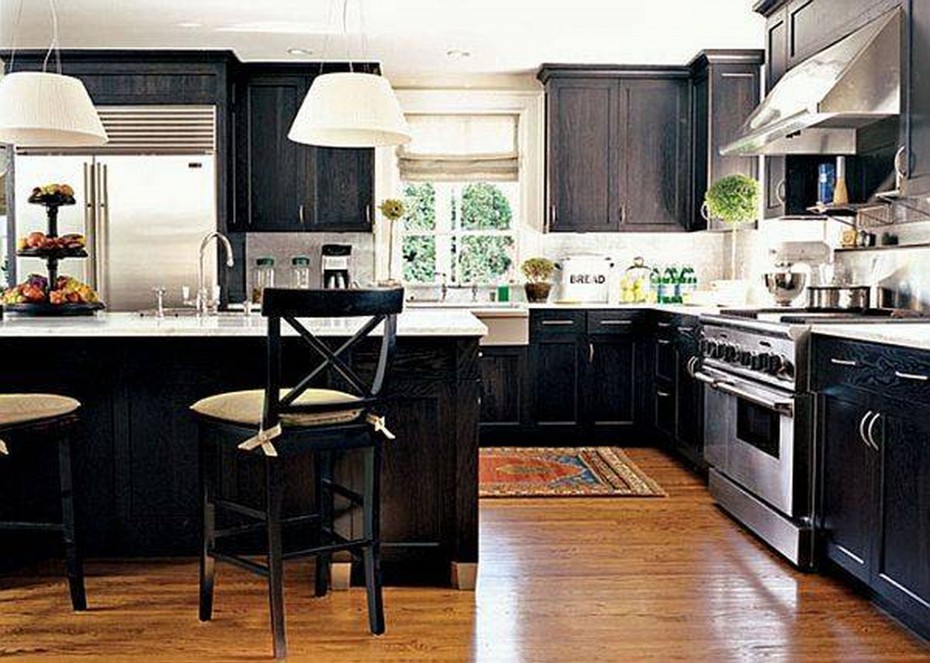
<box><xmin>696</xmin><ymin>370</ymin><xmax>794</xmax><ymax>415</ymax></box>
<box><xmin>713</xmin><ymin>381</ymin><xmax>794</xmax><ymax>415</ymax></box>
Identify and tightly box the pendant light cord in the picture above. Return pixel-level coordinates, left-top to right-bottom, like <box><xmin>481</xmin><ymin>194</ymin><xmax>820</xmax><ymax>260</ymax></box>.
<box><xmin>6</xmin><ymin>0</ymin><xmax>25</xmax><ymax>73</ymax></box>
<box><xmin>41</xmin><ymin>0</ymin><xmax>62</xmax><ymax>74</ymax></box>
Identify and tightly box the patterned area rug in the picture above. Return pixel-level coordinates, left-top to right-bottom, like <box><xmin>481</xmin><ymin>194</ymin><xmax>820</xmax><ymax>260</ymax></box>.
<box><xmin>479</xmin><ymin>447</ymin><xmax>666</xmax><ymax>498</ymax></box>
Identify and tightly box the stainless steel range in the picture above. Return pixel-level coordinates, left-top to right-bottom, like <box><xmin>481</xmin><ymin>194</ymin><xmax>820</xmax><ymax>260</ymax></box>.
<box><xmin>696</xmin><ymin>312</ymin><xmax>814</xmax><ymax>568</ymax></box>
<box><xmin>696</xmin><ymin>307</ymin><xmax>925</xmax><ymax>569</ymax></box>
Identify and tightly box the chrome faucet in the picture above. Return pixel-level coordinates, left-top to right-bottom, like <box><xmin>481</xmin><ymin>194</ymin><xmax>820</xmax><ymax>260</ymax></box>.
<box><xmin>198</xmin><ymin>231</ymin><xmax>235</xmax><ymax>316</ymax></box>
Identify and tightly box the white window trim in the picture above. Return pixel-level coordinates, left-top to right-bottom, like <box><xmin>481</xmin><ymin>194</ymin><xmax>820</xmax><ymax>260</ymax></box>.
<box><xmin>374</xmin><ymin>88</ymin><xmax>544</xmax><ymax>283</ymax></box>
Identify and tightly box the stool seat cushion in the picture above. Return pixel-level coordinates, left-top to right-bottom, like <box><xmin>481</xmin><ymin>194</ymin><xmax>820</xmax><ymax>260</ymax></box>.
<box><xmin>0</xmin><ymin>394</ymin><xmax>81</xmax><ymax>428</ymax></box>
<box><xmin>191</xmin><ymin>389</ymin><xmax>363</xmax><ymax>428</ymax></box>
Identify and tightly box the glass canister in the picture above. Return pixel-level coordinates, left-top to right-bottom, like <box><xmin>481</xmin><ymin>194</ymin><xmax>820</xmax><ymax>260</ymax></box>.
<box><xmin>291</xmin><ymin>256</ymin><xmax>312</xmax><ymax>289</ymax></box>
<box><xmin>251</xmin><ymin>257</ymin><xmax>276</xmax><ymax>304</ymax></box>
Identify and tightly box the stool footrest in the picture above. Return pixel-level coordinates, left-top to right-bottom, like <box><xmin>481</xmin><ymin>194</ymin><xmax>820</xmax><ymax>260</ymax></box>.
<box><xmin>215</xmin><ymin>514</ymin><xmax>321</xmax><ymax>540</ymax></box>
<box><xmin>322</xmin><ymin>479</ymin><xmax>364</xmax><ymax>505</ymax></box>
<box><xmin>212</xmin><ymin>551</ymin><xmax>270</xmax><ymax>578</ymax></box>
<box><xmin>0</xmin><ymin>520</ymin><xmax>64</xmax><ymax>532</ymax></box>
<box><xmin>282</xmin><ymin>537</ymin><xmax>371</xmax><ymax>561</ymax></box>
<box><xmin>213</xmin><ymin>498</ymin><xmax>266</xmax><ymax>521</ymax></box>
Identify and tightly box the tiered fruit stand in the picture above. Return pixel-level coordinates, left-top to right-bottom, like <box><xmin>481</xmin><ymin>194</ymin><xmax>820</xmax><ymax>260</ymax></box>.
<box><xmin>6</xmin><ymin>191</ymin><xmax>104</xmax><ymax>316</ymax></box>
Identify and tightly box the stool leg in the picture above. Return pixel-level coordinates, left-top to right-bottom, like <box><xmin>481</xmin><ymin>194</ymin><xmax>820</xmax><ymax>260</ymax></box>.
<box><xmin>362</xmin><ymin>440</ymin><xmax>385</xmax><ymax>635</ymax></box>
<box><xmin>58</xmin><ymin>434</ymin><xmax>86</xmax><ymax>612</ymax></box>
<box><xmin>265</xmin><ymin>457</ymin><xmax>287</xmax><ymax>659</ymax></box>
<box><xmin>314</xmin><ymin>450</ymin><xmax>333</xmax><ymax>598</ymax></box>
<box><xmin>198</xmin><ymin>429</ymin><xmax>216</xmax><ymax>622</ymax></box>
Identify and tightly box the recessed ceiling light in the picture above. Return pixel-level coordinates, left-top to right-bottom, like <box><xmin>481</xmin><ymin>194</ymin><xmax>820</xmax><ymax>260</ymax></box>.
<box><xmin>287</xmin><ymin>48</ymin><xmax>315</xmax><ymax>56</ymax></box>
<box><xmin>446</xmin><ymin>49</ymin><xmax>471</xmax><ymax>60</ymax></box>
<box><xmin>177</xmin><ymin>22</ymin><xmax>202</xmax><ymax>29</ymax></box>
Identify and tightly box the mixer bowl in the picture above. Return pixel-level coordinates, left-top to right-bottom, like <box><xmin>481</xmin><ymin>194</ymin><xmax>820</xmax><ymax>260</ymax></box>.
<box><xmin>764</xmin><ymin>272</ymin><xmax>807</xmax><ymax>306</ymax></box>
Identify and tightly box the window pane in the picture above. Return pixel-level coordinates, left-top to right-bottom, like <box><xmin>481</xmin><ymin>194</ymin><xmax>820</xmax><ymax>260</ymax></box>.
<box><xmin>460</xmin><ymin>182</ymin><xmax>513</xmax><ymax>230</ymax></box>
<box><xmin>457</xmin><ymin>235</ymin><xmax>515</xmax><ymax>284</ymax></box>
<box><xmin>402</xmin><ymin>235</ymin><xmax>436</xmax><ymax>283</ymax></box>
<box><xmin>402</xmin><ymin>183</ymin><xmax>436</xmax><ymax>231</ymax></box>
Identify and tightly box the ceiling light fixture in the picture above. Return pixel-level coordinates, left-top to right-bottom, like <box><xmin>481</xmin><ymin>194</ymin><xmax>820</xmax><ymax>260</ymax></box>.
<box><xmin>287</xmin><ymin>48</ymin><xmax>315</xmax><ymax>56</ymax></box>
<box><xmin>177</xmin><ymin>22</ymin><xmax>203</xmax><ymax>29</ymax></box>
<box><xmin>446</xmin><ymin>49</ymin><xmax>471</xmax><ymax>59</ymax></box>
<box><xmin>287</xmin><ymin>0</ymin><xmax>410</xmax><ymax>148</ymax></box>
<box><xmin>0</xmin><ymin>0</ymin><xmax>107</xmax><ymax>147</ymax></box>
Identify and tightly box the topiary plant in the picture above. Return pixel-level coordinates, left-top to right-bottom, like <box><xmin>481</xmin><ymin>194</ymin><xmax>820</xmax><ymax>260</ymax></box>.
<box><xmin>521</xmin><ymin>257</ymin><xmax>555</xmax><ymax>284</ymax></box>
<box><xmin>705</xmin><ymin>174</ymin><xmax>760</xmax><ymax>280</ymax></box>
<box><xmin>705</xmin><ymin>174</ymin><xmax>760</xmax><ymax>225</ymax></box>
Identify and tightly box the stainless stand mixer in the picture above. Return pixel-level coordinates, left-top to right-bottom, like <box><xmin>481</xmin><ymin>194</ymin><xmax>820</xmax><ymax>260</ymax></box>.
<box><xmin>764</xmin><ymin>241</ymin><xmax>833</xmax><ymax>306</ymax></box>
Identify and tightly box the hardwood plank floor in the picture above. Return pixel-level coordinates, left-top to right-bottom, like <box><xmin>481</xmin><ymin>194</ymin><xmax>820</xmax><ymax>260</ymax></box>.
<box><xmin>1</xmin><ymin>448</ymin><xmax>928</xmax><ymax>661</ymax></box>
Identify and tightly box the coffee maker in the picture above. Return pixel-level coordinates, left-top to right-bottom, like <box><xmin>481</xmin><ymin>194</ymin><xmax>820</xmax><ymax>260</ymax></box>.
<box><xmin>321</xmin><ymin>244</ymin><xmax>352</xmax><ymax>289</ymax></box>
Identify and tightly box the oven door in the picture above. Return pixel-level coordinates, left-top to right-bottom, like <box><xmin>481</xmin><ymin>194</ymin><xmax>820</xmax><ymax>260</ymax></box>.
<box><xmin>700</xmin><ymin>369</ymin><xmax>797</xmax><ymax>517</ymax></box>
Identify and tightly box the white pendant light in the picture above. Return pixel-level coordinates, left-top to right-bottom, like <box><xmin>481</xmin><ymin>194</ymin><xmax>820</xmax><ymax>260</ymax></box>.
<box><xmin>0</xmin><ymin>0</ymin><xmax>108</xmax><ymax>147</ymax></box>
<box><xmin>0</xmin><ymin>71</ymin><xmax>108</xmax><ymax>146</ymax></box>
<box><xmin>288</xmin><ymin>71</ymin><xmax>410</xmax><ymax>148</ymax></box>
<box><xmin>287</xmin><ymin>0</ymin><xmax>410</xmax><ymax>148</ymax></box>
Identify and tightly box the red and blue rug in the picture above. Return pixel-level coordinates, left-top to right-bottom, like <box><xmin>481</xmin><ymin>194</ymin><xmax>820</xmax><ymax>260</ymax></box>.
<box><xmin>479</xmin><ymin>447</ymin><xmax>666</xmax><ymax>498</ymax></box>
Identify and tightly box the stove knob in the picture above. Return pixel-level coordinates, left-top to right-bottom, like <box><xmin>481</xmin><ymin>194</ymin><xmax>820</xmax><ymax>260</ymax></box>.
<box><xmin>751</xmin><ymin>353</ymin><xmax>768</xmax><ymax>371</ymax></box>
<box><xmin>740</xmin><ymin>350</ymin><xmax>755</xmax><ymax>367</ymax></box>
<box><xmin>779</xmin><ymin>357</ymin><xmax>796</xmax><ymax>379</ymax></box>
<box><xmin>725</xmin><ymin>344</ymin><xmax>740</xmax><ymax>363</ymax></box>
<box><xmin>701</xmin><ymin>338</ymin><xmax>715</xmax><ymax>357</ymax></box>
<box><xmin>766</xmin><ymin>354</ymin><xmax>793</xmax><ymax>376</ymax></box>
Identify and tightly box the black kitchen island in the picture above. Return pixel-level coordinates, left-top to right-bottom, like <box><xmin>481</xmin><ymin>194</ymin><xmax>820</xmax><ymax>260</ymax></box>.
<box><xmin>0</xmin><ymin>310</ymin><xmax>484</xmax><ymax>588</ymax></box>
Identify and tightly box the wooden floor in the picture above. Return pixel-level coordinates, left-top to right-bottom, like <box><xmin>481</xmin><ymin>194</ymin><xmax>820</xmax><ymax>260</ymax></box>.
<box><xmin>2</xmin><ymin>448</ymin><xmax>928</xmax><ymax>661</ymax></box>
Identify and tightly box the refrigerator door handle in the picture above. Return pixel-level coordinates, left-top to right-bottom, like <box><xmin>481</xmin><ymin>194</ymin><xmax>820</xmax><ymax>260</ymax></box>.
<box><xmin>84</xmin><ymin>162</ymin><xmax>98</xmax><ymax>291</ymax></box>
<box><xmin>95</xmin><ymin>163</ymin><xmax>109</xmax><ymax>303</ymax></box>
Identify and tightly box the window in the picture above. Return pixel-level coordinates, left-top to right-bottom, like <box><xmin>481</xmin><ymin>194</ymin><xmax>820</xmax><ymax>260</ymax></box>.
<box><xmin>398</xmin><ymin>114</ymin><xmax>519</xmax><ymax>285</ymax></box>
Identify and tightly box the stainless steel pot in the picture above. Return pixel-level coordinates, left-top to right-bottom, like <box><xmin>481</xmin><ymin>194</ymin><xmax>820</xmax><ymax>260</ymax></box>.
<box><xmin>806</xmin><ymin>285</ymin><xmax>871</xmax><ymax>310</ymax></box>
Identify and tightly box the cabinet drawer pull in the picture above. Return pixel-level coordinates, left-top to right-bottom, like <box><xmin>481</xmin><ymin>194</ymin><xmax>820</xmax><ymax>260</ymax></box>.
<box><xmin>775</xmin><ymin>179</ymin><xmax>787</xmax><ymax>205</ymax></box>
<box><xmin>656</xmin><ymin>322</ymin><xmax>672</xmax><ymax>329</ymax></box>
<box><xmin>540</xmin><ymin>320</ymin><xmax>575</xmax><ymax>326</ymax></box>
<box><xmin>677</xmin><ymin>326</ymin><xmax>694</xmax><ymax>333</ymax></box>
<box><xmin>657</xmin><ymin>339</ymin><xmax>671</xmax><ymax>346</ymax></box>
<box><xmin>600</xmin><ymin>320</ymin><xmax>632</xmax><ymax>326</ymax></box>
<box><xmin>589</xmin><ymin>342</ymin><xmax>595</xmax><ymax>363</ymax></box>
<box><xmin>894</xmin><ymin>370</ymin><xmax>928</xmax><ymax>382</ymax></box>
<box><xmin>299</xmin><ymin>204</ymin><xmax>305</xmax><ymax>225</ymax></box>
<box><xmin>894</xmin><ymin>145</ymin><xmax>908</xmax><ymax>179</ymax></box>
<box><xmin>656</xmin><ymin>390</ymin><xmax>672</xmax><ymax>398</ymax></box>
<box><xmin>830</xmin><ymin>358</ymin><xmax>859</xmax><ymax>367</ymax></box>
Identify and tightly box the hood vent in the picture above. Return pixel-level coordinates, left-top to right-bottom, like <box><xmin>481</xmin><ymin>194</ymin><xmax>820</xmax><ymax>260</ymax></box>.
<box><xmin>721</xmin><ymin>9</ymin><xmax>901</xmax><ymax>156</ymax></box>
<box><xmin>17</xmin><ymin>105</ymin><xmax>216</xmax><ymax>156</ymax></box>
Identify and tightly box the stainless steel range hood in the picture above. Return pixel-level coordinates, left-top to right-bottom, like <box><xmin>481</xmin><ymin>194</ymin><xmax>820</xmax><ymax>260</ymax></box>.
<box><xmin>721</xmin><ymin>9</ymin><xmax>901</xmax><ymax>157</ymax></box>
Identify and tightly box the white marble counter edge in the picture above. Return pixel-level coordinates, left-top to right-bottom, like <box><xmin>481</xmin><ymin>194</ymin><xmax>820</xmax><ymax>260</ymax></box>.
<box><xmin>812</xmin><ymin>323</ymin><xmax>930</xmax><ymax>352</ymax></box>
<box><xmin>0</xmin><ymin>310</ymin><xmax>488</xmax><ymax>338</ymax></box>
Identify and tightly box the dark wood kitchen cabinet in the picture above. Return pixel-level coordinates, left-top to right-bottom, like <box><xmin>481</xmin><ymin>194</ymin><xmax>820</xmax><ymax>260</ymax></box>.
<box><xmin>689</xmin><ymin>50</ymin><xmax>764</xmax><ymax>230</ymax></box>
<box><xmin>232</xmin><ymin>64</ymin><xmax>375</xmax><ymax>232</ymax></box>
<box><xmin>901</xmin><ymin>0</ymin><xmax>930</xmax><ymax>197</ymax></box>
<box><xmin>525</xmin><ymin>309</ymin><xmax>643</xmax><ymax>442</ymax></box>
<box><xmin>538</xmin><ymin>66</ymin><xmax>691</xmax><ymax>232</ymax></box>
<box><xmin>812</xmin><ymin>335</ymin><xmax>930</xmax><ymax>639</ymax></box>
<box><xmin>652</xmin><ymin>313</ymin><xmax>705</xmax><ymax>468</ymax></box>
<box><xmin>479</xmin><ymin>345</ymin><xmax>529</xmax><ymax>436</ymax></box>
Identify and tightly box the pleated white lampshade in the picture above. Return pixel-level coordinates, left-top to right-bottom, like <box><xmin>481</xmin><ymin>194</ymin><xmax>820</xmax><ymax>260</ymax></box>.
<box><xmin>288</xmin><ymin>72</ymin><xmax>411</xmax><ymax>148</ymax></box>
<box><xmin>0</xmin><ymin>71</ymin><xmax>108</xmax><ymax>147</ymax></box>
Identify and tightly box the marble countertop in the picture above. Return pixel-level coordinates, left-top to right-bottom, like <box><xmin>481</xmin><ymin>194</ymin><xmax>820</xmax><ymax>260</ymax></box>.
<box><xmin>812</xmin><ymin>323</ymin><xmax>930</xmax><ymax>352</ymax></box>
<box><xmin>407</xmin><ymin>301</ymin><xmax>720</xmax><ymax>316</ymax></box>
<box><xmin>0</xmin><ymin>309</ymin><xmax>488</xmax><ymax>338</ymax></box>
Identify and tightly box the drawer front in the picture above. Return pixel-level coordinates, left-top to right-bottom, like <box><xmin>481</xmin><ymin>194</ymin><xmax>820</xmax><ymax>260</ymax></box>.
<box><xmin>813</xmin><ymin>336</ymin><xmax>930</xmax><ymax>402</ymax></box>
<box><xmin>586</xmin><ymin>310</ymin><xmax>641</xmax><ymax>335</ymax></box>
<box><xmin>531</xmin><ymin>310</ymin><xmax>585</xmax><ymax>337</ymax></box>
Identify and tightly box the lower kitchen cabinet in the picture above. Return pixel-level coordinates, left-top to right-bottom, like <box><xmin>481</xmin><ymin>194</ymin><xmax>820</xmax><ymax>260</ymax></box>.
<box><xmin>814</xmin><ymin>336</ymin><xmax>930</xmax><ymax>638</ymax></box>
<box><xmin>652</xmin><ymin>313</ymin><xmax>705</xmax><ymax>468</ymax></box>
<box><xmin>479</xmin><ymin>345</ymin><xmax>529</xmax><ymax>439</ymax></box>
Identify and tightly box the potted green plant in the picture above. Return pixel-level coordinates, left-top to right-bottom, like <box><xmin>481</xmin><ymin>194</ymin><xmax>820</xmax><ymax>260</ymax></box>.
<box><xmin>705</xmin><ymin>174</ymin><xmax>760</xmax><ymax>281</ymax></box>
<box><xmin>521</xmin><ymin>257</ymin><xmax>555</xmax><ymax>303</ymax></box>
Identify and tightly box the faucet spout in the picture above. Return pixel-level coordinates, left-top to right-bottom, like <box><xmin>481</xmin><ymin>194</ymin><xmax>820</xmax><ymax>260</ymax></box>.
<box><xmin>198</xmin><ymin>231</ymin><xmax>235</xmax><ymax>316</ymax></box>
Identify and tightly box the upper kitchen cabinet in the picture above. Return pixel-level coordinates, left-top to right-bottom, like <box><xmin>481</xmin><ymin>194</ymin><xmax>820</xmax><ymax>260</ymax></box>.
<box><xmin>538</xmin><ymin>65</ymin><xmax>691</xmax><ymax>232</ymax></box>
<box><xmin>232</xmin><ymin>63</ymin><xmax>376</xmax><ymax>232</ymax></box>
<box><xmin>689</xmin><ymin>50</ymin><xmax>764</xmax><ymax>231</ymax></box>
<box><xmin>901</xmin><ymin>0</ymin><xmax>930</xmax><ymax>198</ymax></box>
<box><xmin>2</xmin><ymin>50</ymin><xmax>233</xmax><ymax>106</ymax></box>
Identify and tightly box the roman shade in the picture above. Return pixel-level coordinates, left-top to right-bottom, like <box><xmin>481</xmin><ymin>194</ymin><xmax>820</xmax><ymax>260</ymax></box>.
<box><xmin>397</xmin><ymin>113</ymin><xmax>519</xmax><ymax>182</ymax></box>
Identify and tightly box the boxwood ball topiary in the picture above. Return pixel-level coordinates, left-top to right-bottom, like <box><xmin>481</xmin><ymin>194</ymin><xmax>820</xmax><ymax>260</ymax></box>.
<box><xmin>705</xmin><ymin>174</ymin><xmax>760</xmax><ymax>225</ymax></box>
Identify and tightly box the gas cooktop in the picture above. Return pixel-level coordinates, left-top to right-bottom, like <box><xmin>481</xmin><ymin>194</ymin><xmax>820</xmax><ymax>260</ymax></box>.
<box><xmin>717</xmin><ymin>308</ymin><xmax>925</xmax><ymax>325</ymax></box>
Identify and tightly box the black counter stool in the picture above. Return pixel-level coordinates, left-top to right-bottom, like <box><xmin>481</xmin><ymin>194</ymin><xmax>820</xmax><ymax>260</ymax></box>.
<box><xmin>190</xmin><ymin>288</ymin><xmax>403</xmax><ymax>659</ymax></box>
<box><xmin>0</xmin><ymin>393</ymin><xmax>86</xmax><ymax>611</ymax></box>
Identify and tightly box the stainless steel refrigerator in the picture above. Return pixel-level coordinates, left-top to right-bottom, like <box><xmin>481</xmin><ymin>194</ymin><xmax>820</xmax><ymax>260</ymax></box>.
<box><xmin>14</xmin><ymin>106</ymin><xmax>217</xmax><ymax>311</ymax></box>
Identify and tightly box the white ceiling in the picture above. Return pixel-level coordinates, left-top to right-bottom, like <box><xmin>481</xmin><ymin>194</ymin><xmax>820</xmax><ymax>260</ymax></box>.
<box><xmin>1</xmin><ymin>0</ymin><xmax>765</xmax><ymax>82</ymax></box>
